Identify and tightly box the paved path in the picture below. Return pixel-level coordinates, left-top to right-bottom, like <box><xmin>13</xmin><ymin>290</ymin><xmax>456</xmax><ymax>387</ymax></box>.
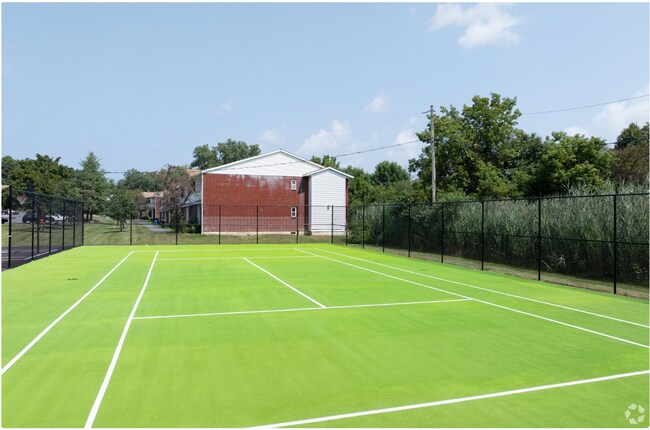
<box><xmin>135</xmin><ymin>220</ymin><xmax>171</xmax><ymax>233</ymax></box>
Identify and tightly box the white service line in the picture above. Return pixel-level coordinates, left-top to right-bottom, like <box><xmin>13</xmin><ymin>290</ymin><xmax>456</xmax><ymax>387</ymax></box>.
<box><xmin>314</xmin><ymin>248</ymin><xmax>649</xmax><ymax>329</ymax></box>
<box><xmin>250</xmin><ymin>369</ymin><xmax>650</xmax><ymax>428</ymax></box>
<box><xmin>297</xmin><ymin>250</ymin><xmax>649</xmax><ymax>349</ymax></box>
<box><xmin>84</xmin><ymin>251</ymin><xmax>159</xmax><ymax>429</ymax></box>
<box><xmin>133</xmin><ymin>298</ymin><xmax>471</xmax><ymax>321</ymax></box>
<box><xmin>1</xmin><ymin>251</ymin><xmax>134</xmax><ymax>375</ymax></box>
<box><xmin>243</xmin><ymin>258</ymin><xmax>327</xmax><ymax>308</ymax></box>
<box><xmin>158</xmin><ymin>256</ymin><xmax>319</xmax><ymax>261</ymax></box>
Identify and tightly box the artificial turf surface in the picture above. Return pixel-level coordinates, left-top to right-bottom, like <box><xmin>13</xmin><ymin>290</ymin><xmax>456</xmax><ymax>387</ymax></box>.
<box><xmin>2</xmin><ymin>244</ymin><xmax>648</xmax><ymax>427</ymax></box>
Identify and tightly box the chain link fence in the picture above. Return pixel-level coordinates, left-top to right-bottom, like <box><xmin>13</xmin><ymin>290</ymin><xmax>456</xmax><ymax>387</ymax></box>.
<box><xmin>4</xmin><ymin>186</ymin><xmax>647</xmax><ymax>299</ymax></box>
<box><xmin>346</xmin><ymin>193</ymin><xmax>649</xmax><ymax>299</ymax></box>
<box><xmin>2</xmin><ymin>186</ymin><xmax>85</xmax><ymax>269</ymax></box>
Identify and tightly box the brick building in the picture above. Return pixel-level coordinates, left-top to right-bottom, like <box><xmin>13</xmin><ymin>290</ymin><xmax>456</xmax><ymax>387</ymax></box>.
<box><xmin>185</xmin><ymin>150</ymin><xmax>352</xmax><ymax>234</ymax></box>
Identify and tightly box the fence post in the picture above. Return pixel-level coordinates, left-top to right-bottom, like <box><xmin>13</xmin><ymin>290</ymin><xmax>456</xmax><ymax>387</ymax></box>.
<box><xmin>345</xmin><ymin>206</ymin><xmax>348</xmax><ymax>246</ymax></box>
<box><xmin>362</xmin><ymin>205</ymin><xmax>365</xmax><ymax>249</ymax></box>
<box><xmin>440</xmin><ymin>202</ymin><xmax>445</xmax><ymax>263</ymax></box>
<box><xmin>130</xmin><ymin>206</ymin><xmax>134</xmax><ymax>246</ymax></box>
<box><xmin>613</xmin><ymin>194</ymin><xmax>618</xmax><ymax>295</ymax></box>
<box><xmin>256</xmin><ymin>205</ymin><xmax>259</xmax><ymax>245</ymax></box>
<box><xmin>61</xmin><ymin>201</ymin><xmax>65</xmax><ymax>252</ymax></box>
<box><xmin>481</xmin><ymin>200</ymin><xmax>485</xmax><ymax>270</ymax></box>
<box><xmin>7</xmin><ymin>185</ymin><xmax>12</xmax><ymax>268</ymax></box>
<box><xmin>48</xmin><ymin>206</ymin><xmax>53</xmax><ymax>255</ymax></box>
<box><xmin>382</xmin><ymin>205</ymin><xmax>385</xmax><ymax>253</ymax></box>
<box><xmin>537</xmin><ymin>197</ymin><xmax>542</xmax><ymax>281</ymax></box>
<box><xmin>331</xmin><ymin>206</ymin><xmax>334</xmax><ymax>244</ymax></box>
<box><xmin>408</xmin><ymin>204</ymin><xmax>411</xmax><ymax>258</ymax></box>
<box><xmin>72</xmin><ymin>201</ymin><xmax>76</xmax><ymax>248</ymax></box>
<box><xmin>81</xmin><ymin>202</ymin><xmax>85</xmax><ymax>246</ymax></box>
<box><xmin>296</xmin><ymin>205</ymin><xmax>300</xmax><ymax>244</ymax></box>
<box><xmin>218</xmin><ymin>205</ymin><xmax>222</xmax><ymax>245</ymax></box>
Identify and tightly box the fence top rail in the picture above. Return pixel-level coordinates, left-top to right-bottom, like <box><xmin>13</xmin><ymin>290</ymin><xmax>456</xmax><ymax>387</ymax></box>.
<box><xmin>6</xmin><ymin>187</ymin><xmax>87</xmax><ymax>205</ymax></box>
<box><xmin>350</xmin><ymin>192</ymin><xmax>649</xmax><ymax>208</ymax></box>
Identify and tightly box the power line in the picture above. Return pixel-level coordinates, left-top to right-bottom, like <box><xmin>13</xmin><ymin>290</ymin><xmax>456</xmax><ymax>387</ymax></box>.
<box><xmin>521</xmin><ymin>95</ymin><xmax>649</xmax><ymax>116</ymax></box>
<box><xmin>104</xmin><ymin>139</ymin><xmax>424</xmax><ymax>175</ymax></box>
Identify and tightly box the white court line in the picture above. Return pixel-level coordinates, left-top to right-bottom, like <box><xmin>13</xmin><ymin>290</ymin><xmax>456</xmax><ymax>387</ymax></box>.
<box><xmin>297</xmin><ymin>250</ymin><xmax>650</xmax><ymax>349</ymax></box>
<box><xmin>84</xmin><ymin>251</ymin><xmax>158</xmax><ymax>429</ymax></box>
<box><xmin>133</xmin><ymin>298</ymin><xmax>471</xmax><ymax>321</ymax></box>
<box><xmin>158</xmin><ymin>256</ymin><xmax>318</xmax><ymax>261</ymax></box>
<box><xmin>134</xmin><ymin>248</ymin><xmax>291</xmax><ymax>253</ymax></box>
<box><xmin>1</xmin><ymin>251</ymin><xmax>134</xmax><ymax>375</ymax></box>
<box><xmin>314</xmin><ymin>248</ymin><xmax>650</xmax><ymax>329</ymax></box>
<box><xmin>243</xmin><ymin>258</ymin><xmax>327</xmax><ymax>308</ymax></box>
<box><xmin>251</xmin><ymin>369</ymin><xmax>650</xmax><ymax>428</ymax></box>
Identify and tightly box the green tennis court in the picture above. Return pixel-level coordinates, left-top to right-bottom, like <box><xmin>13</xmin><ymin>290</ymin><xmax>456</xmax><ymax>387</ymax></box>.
<box><xmin>2</xmin><ymin>244</ymin><xmax>648</xmax><ymax>427</ymax></box>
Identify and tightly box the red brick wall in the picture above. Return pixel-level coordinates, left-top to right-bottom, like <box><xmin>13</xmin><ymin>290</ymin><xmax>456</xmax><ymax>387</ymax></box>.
<box><xmin>202</xmin><ymin>174</ymin><xmax>308</xmax><ymax>233</ymax></box>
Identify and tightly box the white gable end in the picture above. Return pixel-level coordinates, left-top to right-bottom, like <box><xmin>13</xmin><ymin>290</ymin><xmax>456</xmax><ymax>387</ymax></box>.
<box><xmin>204</xmin><ymin>151</ymin><xmax>321</xmax><ymax>177</ymax></box>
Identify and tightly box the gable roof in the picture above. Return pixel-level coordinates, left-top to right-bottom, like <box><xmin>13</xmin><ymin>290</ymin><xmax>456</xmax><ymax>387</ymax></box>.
<box><xmin>202</xmin><ymin>150</ymin><xmax>353</xmax><ymax>178</ymax></box>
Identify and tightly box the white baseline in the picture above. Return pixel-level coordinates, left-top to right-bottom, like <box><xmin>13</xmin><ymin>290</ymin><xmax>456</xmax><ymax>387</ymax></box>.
<box><xmin>1</xmin><ymin>251</ymin><xmax>134</xmax><ymax>375</ymax></box>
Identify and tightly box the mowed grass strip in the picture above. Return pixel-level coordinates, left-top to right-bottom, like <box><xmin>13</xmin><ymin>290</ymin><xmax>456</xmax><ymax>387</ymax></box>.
<box><xmin>94</xmin><ymin>299</ymin><xmax>647</xmax><ymax>427</ymax></box>
<box><xmin>2</xmin><ymin>251</ymin><xmax>156</xmax><ymax>428</ymax></box>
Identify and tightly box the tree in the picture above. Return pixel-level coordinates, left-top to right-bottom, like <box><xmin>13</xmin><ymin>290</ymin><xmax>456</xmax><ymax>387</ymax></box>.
<box><xmin>615</xmin><ymin>122</ymin><xmax>649</xmax><ymax>150</ymax></box>
<box><xmin>311</xmin><ymin>155</ymin><xmax>340</xmax><ymax>168</ymax></box>
<box><xmin>77</xmin><ymin>152</ymin><xmax>110</xmax><ymax>221</ymax></box>
<box><xmin>409</xmin><ymin>93</ymin><xmax>523</xmax><ymax>199</ymax></box>
<box><xmin>341</xmin><ymin>166</ymin><xmax>378</xmax><ymax>205</ymax></box>
<box><xmin>372</xmin><ymin>161</ymin><xmax>409</xmax><ymax>187</ymax></box>
<box><xmin>106</xmin><ymin>187</ymin><xmax>135</xmax><ymax>231</ymax></box>
<box><xmin>531</xmin><ymin>132</ymin><xmax>612</xmax><ymax>195</ymax></box>
<box><xmin>190</xmin><ymin>144</ymin><xmax>219</xmax><ymax>170</ymax></box>
<box><xmin>1</xmin><ymin>154</ymin><xmax>77</xmax><ymax>197</ymax></box>
<box><xmin>190</xmin><ymin>139</ymin><xmax>260</xmax><ymax>169</ymax></box>
<box><xmin>118</xmin><ymin>169</ymin><xmax>163</xmax><ymax>191</ymax></box>
<box><xmin>157</xmin><ymin>165</ymin><xmax>197</xmax><ymax>226</ymax></box>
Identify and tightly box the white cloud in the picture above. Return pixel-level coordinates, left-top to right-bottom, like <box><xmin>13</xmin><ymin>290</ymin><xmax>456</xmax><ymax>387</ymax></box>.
<box><xmin>565</xmin><ymin>87</ymin><xmax>649</xmax><ymax>141</ymax></box>
<box><xmin>259</xmin><ymin>125</ymin><xmax>286</xmax><ymax>146</ymax></box>
<box><xmin>430</xmin><ymin>3</ymin><xmax>522</xmax><ymax>49</ymax></box>
<box><xmin>217</xmin><ymin>101</ymin><xmax>235</xmax><ymax>115</ymax></box>
<box><xmin>387</xmin><ymin>129</ymin><xmax>422</xmax><ymax>169</ymax></box>
<box><xmin>364</xmin><ymin>92</ymin><xmax>390</xmax><ymax>114</ymax></box>
<box><xmin>299</xmin><ymin>119</ymin><xmax>352</xmax><ymax>155</ymax></box>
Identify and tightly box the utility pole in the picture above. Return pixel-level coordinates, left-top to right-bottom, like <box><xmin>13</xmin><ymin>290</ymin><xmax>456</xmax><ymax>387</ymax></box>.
<box><xmin>430</xmin><ymin>105</ymin><xmax>436</xmax><ymax>203</ymax></box>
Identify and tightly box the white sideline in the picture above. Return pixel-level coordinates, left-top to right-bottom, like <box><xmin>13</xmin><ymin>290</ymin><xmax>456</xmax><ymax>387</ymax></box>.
<box><xmin>133</xmin><ymin>298</ymin><xmax>471</xmax><ymax>321</ymax></box>
<box><xmin>84</xmin><ymin>251</ymin><xmax>159</xmax><ymax>429</ymax></box>
<box><xmin>297</xmin><ymin>250</ymin><xmax>650</xmax><ymax>349</ymax></box>
<box><xmin>251</xmin><ymin>369</ymin><xmax>650</xmax><ymax>428</ymax></box>
<box><xmin>243</xmin><ymin>258</ymin><xmax>327</xmax><ymax>308</ymax></box>
<box><xmin>1</xmin><ymin>251</ymin><xmax>134</xmax><ymax>375</ymax></box>
<box><xmin>315</xmin><ymin>248</ymin><xmax>650</xmax><ymax>329</ymax></box>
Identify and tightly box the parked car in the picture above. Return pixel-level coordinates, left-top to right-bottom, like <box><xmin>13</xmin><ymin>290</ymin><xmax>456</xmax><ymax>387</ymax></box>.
<box><xmin>22</xmin><ymin>213</ymin><xmax>54</xmax><ymax>224</ymax></box>
<box><xmin>2</xmin><ymin>215</ymin><xmax>8</xmax><ymax>224</ymax></box>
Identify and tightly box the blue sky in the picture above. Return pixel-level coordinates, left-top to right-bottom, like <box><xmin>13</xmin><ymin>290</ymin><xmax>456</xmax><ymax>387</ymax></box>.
<box><xmin>3</xmin><ymin>2</ymin><xmax>649</xmax><ymax>181</ymax></box>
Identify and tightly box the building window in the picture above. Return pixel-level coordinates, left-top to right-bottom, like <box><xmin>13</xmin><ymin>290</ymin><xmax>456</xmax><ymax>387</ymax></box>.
<box><xmin>291</xmin><ymin>207</ymin><xmax>297</xmax><ymax>218</ymax></box>
<box><xmin>291</xmin><ymin>180</ymin><xmax>297</xmax><ymax>191</ymax></box>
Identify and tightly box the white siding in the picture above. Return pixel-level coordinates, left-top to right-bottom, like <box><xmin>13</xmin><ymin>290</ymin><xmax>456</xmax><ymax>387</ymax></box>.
<box><xmin>309</xmin><ymin>170</ymin><xmax>347</xmax><ymax>232</ymax></box>
<box><xmin>206</xmin><ymin>152</ymin><xmax>320</xmax><ymax>177</ymax></box>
